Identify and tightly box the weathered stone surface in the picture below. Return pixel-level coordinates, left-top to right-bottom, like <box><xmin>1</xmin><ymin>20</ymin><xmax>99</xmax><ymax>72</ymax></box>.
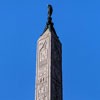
<box><xmin>35</xmin><ymin>5</ymin><xmax>62</xmax><ymax>100</ymax></box>
<box><xmin>35</xmin><ymin>27</ymin><xmax>62</xmax><ymax>100</ymax></box>
<box><xmin>35</xmin><ymin>29</ymin><xmax>51</xmax><ymax>100</ymax></box>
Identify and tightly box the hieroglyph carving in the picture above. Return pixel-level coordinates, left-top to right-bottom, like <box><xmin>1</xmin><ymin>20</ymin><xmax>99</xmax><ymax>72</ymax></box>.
<box><xmin>36</xmin><ymin>36</ymin><xmax>50</xmax><ymax>100</ymax></box>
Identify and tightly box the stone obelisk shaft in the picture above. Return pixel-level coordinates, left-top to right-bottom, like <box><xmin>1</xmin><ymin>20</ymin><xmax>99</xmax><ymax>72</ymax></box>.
<box><xmin>35</xmin><ymin>5</ymin><xmax>62</xmax><ymax>100</ymax></box>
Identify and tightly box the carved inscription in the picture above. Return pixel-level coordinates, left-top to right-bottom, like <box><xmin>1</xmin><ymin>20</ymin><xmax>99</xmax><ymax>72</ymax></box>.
<box><xmin>36</xmin><ymin>37</ymin><xmax>49</xmax><ymax>100</ymax></box>
<box><xmin>39</xmin><ymin>40</ymin><xmax>48</xmax><ymax>62</ymax></box>
<box><xmin>38</xmin><ymin>84</ymin><xmax>48</xmax><ymax>95</ymax></box>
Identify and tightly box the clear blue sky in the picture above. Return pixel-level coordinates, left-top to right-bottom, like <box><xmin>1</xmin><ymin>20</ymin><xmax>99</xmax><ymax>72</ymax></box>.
<box><xmin>0</xmin><ymin>0</ymin><xmax>100</xmax><ymax>100</ymax></box>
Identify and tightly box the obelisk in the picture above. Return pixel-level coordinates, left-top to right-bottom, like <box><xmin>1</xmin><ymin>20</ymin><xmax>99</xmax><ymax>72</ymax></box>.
<box><xmin>35</xmin><ymin>5</ymin><xmax>62</xmax><ymax>100</ymax></box>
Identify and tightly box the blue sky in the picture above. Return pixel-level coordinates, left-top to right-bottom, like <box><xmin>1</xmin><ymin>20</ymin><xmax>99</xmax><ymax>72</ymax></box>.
<box><xmin>0</xmin><ymin>0</ymin><xmax>100</xmax><ymax>100</ymax></box>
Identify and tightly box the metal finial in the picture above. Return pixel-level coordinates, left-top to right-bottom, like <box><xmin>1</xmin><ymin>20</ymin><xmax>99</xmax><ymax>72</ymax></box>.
<box><xmin>48</xmin><ymin>4</ymin><xmax>53</xmax><ymax>18</ymax></box>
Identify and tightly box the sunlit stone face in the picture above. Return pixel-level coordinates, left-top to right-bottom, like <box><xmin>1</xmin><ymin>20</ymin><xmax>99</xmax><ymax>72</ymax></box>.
<box><xmin>35</xmin><ymin>29</ymin><xmax>51</xmax><ymax>100</ymax></box>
